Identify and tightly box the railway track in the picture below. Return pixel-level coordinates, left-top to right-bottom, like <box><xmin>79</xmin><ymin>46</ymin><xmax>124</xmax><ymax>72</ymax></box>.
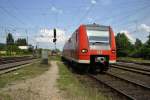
<box><xmin>0</xmin><ymin>56</ymin><xmax>33</xmax><ymax>65</ymax></box>
<box><xmin>117</xmin><ymin>60</ymin><xmax>150</xmax><ymax>66</ymax></box>
<box><xmin>0</xmin><ymin>56</ymin><xmax>37</xmax><ymax>74</ymax></box>
<box><xmin>111</xmin><ymin>64</ymin><xmax>150</xmax><ymax>76</ymax></box>
<box><xmin>88</xmin><ymin>72</ymin><xmax>150</xmax><ymax>100</ymax></box>
<box><xmin>115</xmin><ymin>62</ymin><xmax>150</xmax><ymax>71</ymax></box>
<box><xmin>63</xmin><ymin>61</ymin><xmax>150</xmax><ymax>99</ymax></box>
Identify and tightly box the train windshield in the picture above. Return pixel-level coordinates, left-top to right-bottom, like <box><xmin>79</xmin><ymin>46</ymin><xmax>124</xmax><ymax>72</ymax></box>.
<box><xmin>86</xmin><ymin>29</ymin><xmax>110</xmax><ymax>50</ymax></box>
<box><xmin>87</xmin><ymin>30</ymin><xmax>109</xmax><ymax>43</ymax></box>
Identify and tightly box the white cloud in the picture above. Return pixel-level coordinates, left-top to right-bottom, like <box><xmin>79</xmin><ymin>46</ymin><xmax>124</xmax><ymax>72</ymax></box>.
<box><xmin>120</xmin><ymin>30</ymin><xmax>135</xmax><ymax>43</ymax></box>
<box><xmin>36</xmin><ymin>28</ymin><xmax>68</xmax><ymax>43</ymax></box>
<box><xmin>139</xmin><ymin>24</ymin><xmax>150</xmax><ymax>32</ymax></box>
<box><xmin>35</xmin><ymin>28</ymin><xmax>69</xmax><ymax>50</ymax></box>
<box><xmin>51</xmin><ymin>6</ymin><xmax>63</xmax><ymax>14</ymax></box>
<box><xmin>87</xmin><ymin>17</ymin><xmax>94</xmax><ymax>23</ymax></box>
<box><xmin>91</xmin><ymin>0</ymin><xmax>97</xmax><ymax>4</ymax></box>
<box><xmin>51</xmin><ymin>6</ymin><xmax>57</xmax><ymax>12</ymax></box>
<box><xmin>15</xmin><ymin>33</ymin><xmax>22</xmax><ymax>37</ymax></box>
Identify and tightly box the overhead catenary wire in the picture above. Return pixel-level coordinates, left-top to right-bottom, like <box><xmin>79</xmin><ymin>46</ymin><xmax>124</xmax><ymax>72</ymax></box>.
<box><xmin>64</xmin><ymin>0</ymin><xmax>135</xmax><ymax>35</ymax></box>
<box><xmin>96</xmin><ymin>0</ymin><xmax>150</xmax><ymax>23</ymax></box>
<box><xmin>112</xmin><ymin>4</ymin><xmax>150</xmax><ymax>27</ymax></box>
<box><xmin>67</xmin><ymin>0</ymin><xmax>149</xmax><ymax>31</ymax></box>
<box><xmin>112</xmin><ymin>5</ymin><xmax>150</xmax><ymax>36</ymax></box>
<box><xmin>7</xmin><ymin>0</ymin><xmax>33</xmax><ymax>26</ymax></box>
<box><xmin>0</xmin><ymin>6</ymin><xmax>26</xmax><ymax>25</ymax></box>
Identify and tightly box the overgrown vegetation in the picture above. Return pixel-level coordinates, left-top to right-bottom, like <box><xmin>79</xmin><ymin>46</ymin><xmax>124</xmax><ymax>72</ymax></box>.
<box><xmin>118</xmin><ymin>57</ymin><xmax>150</xmax><ymax>63</ymax></box>
<box><xmin>116</xmin><ymin>33</ymin><xmax>150</xmax><ymax>60</ymax></box>
<box><xmin>57</xmin><ymin>62</ymin><xmax>107</xmax><ymax>100</ymax></box>
<box><xmin>0</xmin><ymin>93</ymin><xmax>11</xmax><ymax>100</ymax></box>
<box><xmin>0</xmin><ymin>61</ymin><xmax>49</xmax><ymax>89</ymax></box>
<box><xmin>49</xmin><ymin>55</ymin><xmax>61</xmax><ymax>61</ymax></box>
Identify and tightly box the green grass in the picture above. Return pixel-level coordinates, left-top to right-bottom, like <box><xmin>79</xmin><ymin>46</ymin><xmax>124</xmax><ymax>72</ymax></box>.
<box><xmin>0</xmin><ymin>61</ymin><xmax>50</xmax><ymax>89</ymax></box>
<box><xmin>57</xmin><ymin>62</ymin><xmax>108</xmax><ymax>100</ymax></box>
<box><xmin>118</xmin><ymin>57</ymin><xmax>150</xmax><ymax>63</ymax></box>
<box><xmin>0</xmin><ymin>61</ymin><xmax>50</xmax><ymax>99</ymax></box>
<box><xmin>49</xmin><ymin>55</ymin><xmax>61</xmax><ymax>61</ymax></box>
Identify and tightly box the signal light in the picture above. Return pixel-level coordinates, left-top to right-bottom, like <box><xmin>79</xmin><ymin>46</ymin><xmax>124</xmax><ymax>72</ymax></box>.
<box><xmin>53</xmin><ymin>38</ymin><xmax>57</xmax><ymax>42</ymax></box>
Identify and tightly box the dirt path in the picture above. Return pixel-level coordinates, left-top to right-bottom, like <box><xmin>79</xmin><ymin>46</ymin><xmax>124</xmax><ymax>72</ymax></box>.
<box><xmin>1</xmin><ymin>61</ymin><xmax>63</xmax><ymax>100</ymax></box>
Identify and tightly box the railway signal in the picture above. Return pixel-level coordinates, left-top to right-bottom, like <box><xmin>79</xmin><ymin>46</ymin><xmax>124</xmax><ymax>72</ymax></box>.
<box><xmin>53</xmin><ymin>38</ymin><xmax>57</xmax><ymax>42</ymax></box>
<box><xmin>53</xmin><ymin>28</ymin><xmax>57</xmax><ymax>50</ymax></box>
<box><xmin>53</xmin><ymin>28</ymin><xmax>56</xmax><ymax>40</ymax></box>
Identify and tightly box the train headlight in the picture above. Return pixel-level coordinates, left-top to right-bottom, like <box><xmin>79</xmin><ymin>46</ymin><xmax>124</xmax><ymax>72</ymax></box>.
<box><xmin>81</xmin><ymin>49</ymin><xmax>88</xmax><ymax>53</ymax></box>
<box><xmin>111</xmin><ymin>50</ymin><xmax>116</xmax><ymax>53</ymax></box>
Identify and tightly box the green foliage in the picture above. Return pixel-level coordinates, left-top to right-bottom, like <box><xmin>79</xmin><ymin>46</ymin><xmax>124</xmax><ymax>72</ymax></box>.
<box><xmin>49</xmin><ymin>55</ymin><xmax>61</xmax><ymax>61</ymax></box>
<box><xmin>115</xmin><ymin>33</ymin><xmax>134</xmax><ymax>57</ymax></box>
<box><xmin>116</xmin><ymin>33</ymin><xmax>150</xmax><ymax>59</ymax></box>
<box><xmin>140</xmin><ymin>45</ymin><xmax>150</xmax><ymax>59</ymax></box>
<box><xmin>6</xmin><ymin>44</ymin><xmax>19</xmax><ymax>56</ymax></box>
<box><xmin>1</xmin><ymin>33</ymin><xmax>33</xmax><ymax>56</ymax></box>
<box><xmin>55</xmin><ymin>48</ymin><xmax>60</xmax><ymax>52</ymax></box>
<box><xmin>139</xmin><ymin>33</ymin><xmax>150</xmax><ymax>59</ymax></box>
<box><xmin>146</xmin><ymin>34</ymin><xmax>150</xmax><ymax>46</ymax></box>
<box><xmin>57</xmin><ymin>62</ymin><xmax>107</xmax><ymax>100</ymax></box>
<box><xmin>134</xmin><ymin>38</ymin><xmax>142</xmax><ymax>49</ymax></box>
<box><xmin>0</xmin><ymin>43</ymin><xmax>5</xmax><ymax>50</ymax></box>
<box><xmin>131</xmin><ymin>38</ymin><xmax>143</xmax><ymax>58</ymax></box>
<box><xmin>6</xmin><ymin>33</ymin><xmax>14</xmax><ymax>45</ymax></box>
<box><xmin>16</xmin><ymin>38</ymin><xmax>27</xmax><ymax>46</ymax></box>
<box><xmin>27</xmin><ymin>45</ymin><xmax>34</xmax><ymax>53</ymax></box>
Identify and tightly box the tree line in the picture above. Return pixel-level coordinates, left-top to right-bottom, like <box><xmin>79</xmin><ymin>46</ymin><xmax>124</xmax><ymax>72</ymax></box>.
<box><xmin>6</xmin><ymin>33</ymin><xmax>27</xmax><ymax>46</ymax></box>
<box><xmin>115</xmin><ymin>33</ymin><xmax>150</xmax><ymax>59</ymax></box>
<box><xmin>0</xmin><ymin>33</ymin><xmax>33</xmax><ymax>56</ymax></box>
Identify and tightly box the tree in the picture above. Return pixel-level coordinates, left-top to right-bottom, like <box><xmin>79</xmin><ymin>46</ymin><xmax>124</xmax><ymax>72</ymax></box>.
<box><xmin>141</xmin><ymin>33</ymin><xmax>150</xmax><ymax>59</ymax></box>
<box><xmin>134</xmin><ymin>38</ymin><xmax>142</xmax><ymax>49</ymax></box>
<box><xmin>145</xmin><ymin>33</ymin><xmax>150</xmax><ymax>47</ymax></box>
<box><xmin>115</xmin><ymin>33</ymin><xmax>134</xmax><ymax>57</ymax></box>
<box><xmin>6</xmin><ymin>33</ymin><xmax>14</xmax><ymax>45</ymax></box>
<box><xmin>16</xmin><ymin>38</ymin><xmax>27</xmax><ymax>46</ymax></box>
<box><xmin>28</xmin><ymin>45</ymin><xmax>34</xmax><ymax>53</ymax></box>
<box><xmin>0</xmin><ymin>43</ymin><xmax>5</xmax><ymax>50</ymax></box>
<box><xmin>6</xmin><ymin>33</ymin><xmax>17</xmax><ymax>55</ymax></box>
<box><xmin>131</xmin><ymin>38</ymin><xmax>143</xmax><ymax>58</ymax></box>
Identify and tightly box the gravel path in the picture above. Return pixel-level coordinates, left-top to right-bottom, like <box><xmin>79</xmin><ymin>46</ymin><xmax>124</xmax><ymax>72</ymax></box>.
<box><xmin>1</xmin><ymin>61</ymin><xmax>63</xmax><ymax>100</ymax></box>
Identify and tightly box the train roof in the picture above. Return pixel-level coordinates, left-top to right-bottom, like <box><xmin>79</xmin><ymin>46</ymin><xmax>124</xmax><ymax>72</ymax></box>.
<box><xmin>85</xmin><ymin>24</ymin><xmax>109</xmax><ymax>31</ymax></box>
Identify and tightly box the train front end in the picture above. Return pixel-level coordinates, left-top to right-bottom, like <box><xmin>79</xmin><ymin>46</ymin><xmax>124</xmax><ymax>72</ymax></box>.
<box><xmin>79</xmin><ymin>24</ymin><xmax>116</xmax><ymax>72</ymax></box>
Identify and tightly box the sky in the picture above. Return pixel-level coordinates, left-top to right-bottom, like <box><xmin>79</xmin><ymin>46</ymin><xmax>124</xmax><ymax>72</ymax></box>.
<box><xmin>0</xmin><ymin>0</ymin><xmax>150</xmax><ymax>50</ymax></box>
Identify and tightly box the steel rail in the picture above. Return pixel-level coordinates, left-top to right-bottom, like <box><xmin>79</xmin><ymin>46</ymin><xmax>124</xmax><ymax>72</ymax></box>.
<box><xmin>111</xmin><ymin>65</ymin><xmax>150</xmax><ymax>76</ymax></box>
<box><xmin>88</xmin><ymin>72</ymin><xmax>150</xmax><ymax>100</ymax></box>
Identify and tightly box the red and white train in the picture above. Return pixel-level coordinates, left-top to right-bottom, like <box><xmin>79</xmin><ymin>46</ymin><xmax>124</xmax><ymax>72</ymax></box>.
<box><xmin>62</xmin><ymin>23</ymin><xmax>116</xmax><ymax>73</ymax></box>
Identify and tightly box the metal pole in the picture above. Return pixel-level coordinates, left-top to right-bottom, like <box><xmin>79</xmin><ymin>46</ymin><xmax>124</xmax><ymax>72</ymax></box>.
<box><xmin>55</xmin><ymin>42</ymin><xmax>56</xmax><ymax>50</ymax></box>
<box><xmin>5</xmin><ymin>28</ymin><xmax>7</xmax><ymax>56</ymax></box>
<box><xmin>25</xmin><ymin>29</ymin><xmax>28</xmax><ymax>45</ymax></box>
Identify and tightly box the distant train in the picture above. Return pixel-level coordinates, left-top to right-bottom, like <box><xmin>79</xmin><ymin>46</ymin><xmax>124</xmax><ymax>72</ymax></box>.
<box><xmin>62</xmin><ymin>23</ymin><xmax>116</xmax><ymax>73</ymax></box>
